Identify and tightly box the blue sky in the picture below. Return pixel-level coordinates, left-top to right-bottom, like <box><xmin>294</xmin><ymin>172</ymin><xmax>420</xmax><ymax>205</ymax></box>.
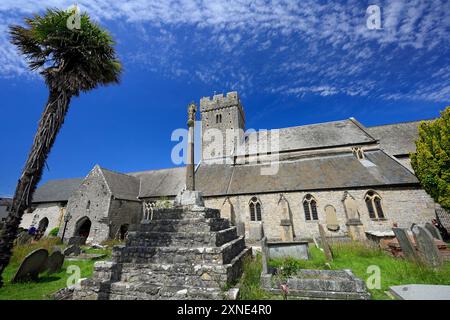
<box><xmin>0</xmin><ymin>0</ymin><xmax>449</xmax><ymax>197</ymax></box>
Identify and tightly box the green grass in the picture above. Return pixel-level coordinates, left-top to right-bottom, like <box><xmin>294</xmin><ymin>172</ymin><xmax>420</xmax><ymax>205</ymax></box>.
<box><xmin>0</xmin><ymin>239</ymin><xmax>111</xmax><ymax>300</ymax></box>
<box><xmin>0</xmin><ymin>260</ymin><xmax>95</xmax><ymax>300</ymax></box>
<box><xmin>268</xmin><ymin>242</ymin><xmax>450</xmax><ymax>300</ymax></box>
<box><xmin>239</xmin><ymin>255</ymin><xmax>280</xmax><ymax>300</ymax></box>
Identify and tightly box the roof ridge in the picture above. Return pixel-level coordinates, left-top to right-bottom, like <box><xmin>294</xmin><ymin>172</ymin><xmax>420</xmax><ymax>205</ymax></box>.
<box><xmin>366</xmin><ymin>118</ymin><xmax>434</xmax><ymax>128</ymax></box>
<box><xmin>127</xmin><ymin>166</ymin><xmax>185</xmax><ymax>175</ymax></box>
<box><xmin>348</xmin><ymin>117</ymin><xmax>377</xmax><ymax>142</ymax></box>
<box><xmin>99</xmin><ymin>166</ymin><xmax>140</xmax><ymax>181</ymax></box>
<box><xmin>245</xmin><ymin>118</ymin><xmax>352</xmax><ymax>135</ymax></box>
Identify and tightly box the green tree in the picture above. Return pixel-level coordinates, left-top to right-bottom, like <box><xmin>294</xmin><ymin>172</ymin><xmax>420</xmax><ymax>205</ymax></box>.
<box><xmin>0</xmin><ymin>8</ymin><xmax>121</xmax><ymax>287</ymax></box>
<box><xmin>411</xmin><ymin>107</ymin><xmax>450</xmax><ymax>211</ymax></box>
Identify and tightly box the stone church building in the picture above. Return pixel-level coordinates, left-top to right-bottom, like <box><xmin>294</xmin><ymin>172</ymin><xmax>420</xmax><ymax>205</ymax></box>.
<box><xmin>19</xmin><ymin>92</ymin><xmax>437</xmax><ymax>244</ymax></box>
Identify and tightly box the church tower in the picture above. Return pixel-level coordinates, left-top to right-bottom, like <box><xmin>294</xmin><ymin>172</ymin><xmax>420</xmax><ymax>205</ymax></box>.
<box><xmin>200</xmin><ymin>92</ymin><xmax>245</xmax><ymax>162</ymax></box>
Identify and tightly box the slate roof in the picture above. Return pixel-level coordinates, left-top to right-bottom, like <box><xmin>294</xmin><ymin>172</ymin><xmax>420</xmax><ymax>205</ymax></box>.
<box><xmin>367</xmin><ymin>120</ymin><xmax>424</xmax><ymax>156</ymax></box>
<box><xmin>99</xmin><ymin>167</ymin><xmax>140</xmax><ymax>201</ymax></box>
<box><xmin>242</xmin><ymin>119</ymin><xmax>376</xmax><ymax>155</ymax></box>
<box><xmin>32</xmin><ymin>178</ymin><xmax>83</xmax><ymax>203</ymax></box>
<box><xmin>128</xmin><ymin>167</ymin><xmax>185</xmax><ymax>198</ymax></box>
<box><xmin>136</xmin><ymin>150</ymin><xmax>419</xmax><ymax>198</ymax></box>
<box><xmin>0</xmin><ymin>198</ymin><xmax>12</xmax><ymax>220</ymax></box>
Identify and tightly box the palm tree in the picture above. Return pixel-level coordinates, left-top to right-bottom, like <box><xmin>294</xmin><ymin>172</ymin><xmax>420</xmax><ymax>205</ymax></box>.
<box><xmin>0</xmin><ymin>8</ymin><xmax>121</xmax><ymax>287</ymax></box>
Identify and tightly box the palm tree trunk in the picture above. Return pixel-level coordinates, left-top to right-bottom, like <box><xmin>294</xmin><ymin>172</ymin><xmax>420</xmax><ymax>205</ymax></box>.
<box><xmin>0</xmin><ymin>88</ymin><xmax>71</xmax><ymax>287</ymax></box>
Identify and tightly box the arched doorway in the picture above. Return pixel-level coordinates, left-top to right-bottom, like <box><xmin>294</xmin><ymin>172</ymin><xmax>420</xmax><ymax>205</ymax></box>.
<box><xmin>119</xmin><ymin>224</ymin><xmax>129</xmax><ymax>240</ymax></box>
<box><xmin>74</xmin><ymin>216</ymin><xmax>91</xmax><ymax>239</ymax></box>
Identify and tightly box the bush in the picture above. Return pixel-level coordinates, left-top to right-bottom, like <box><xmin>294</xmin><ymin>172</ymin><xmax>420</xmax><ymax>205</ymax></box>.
<box><xmin>411</xmin><ymin>107</ymin><xmax>450</xmax><ymax>211</ymax></box>
<box><xmin>48</xmin><ymin>227</ymin><xmax>59</xmax><ymax>237</ymax></box>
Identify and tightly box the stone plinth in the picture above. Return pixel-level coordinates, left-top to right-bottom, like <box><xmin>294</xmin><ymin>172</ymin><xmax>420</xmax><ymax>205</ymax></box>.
<box><xmin>73</xmin><ymin>205</ymin><xmax>250</xmax><ymax>300</ymax></box>
<box><xmin>261</xmin><ymin>269</ymin><xmax>370</xmax><ymax>300</ymax></box>
<box><xmin>174</xmin><ymin>190</ymin><xmax>204</xmax><ymax>207</ymax></box>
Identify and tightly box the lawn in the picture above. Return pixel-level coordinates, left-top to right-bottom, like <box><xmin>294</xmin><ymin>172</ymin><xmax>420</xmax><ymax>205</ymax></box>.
<box><xmin>0</xmin><ymin>239</ymin><xmax>111</xmax><ymax>300</ymax></box>
<box><xmin>240</xmin><ymin>242</ymin><xmax>450</xmax><ymax>300</ymax></box>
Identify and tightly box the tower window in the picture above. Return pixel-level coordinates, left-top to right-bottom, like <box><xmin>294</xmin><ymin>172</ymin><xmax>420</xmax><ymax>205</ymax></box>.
<box><xmin>303</xmin><ymin>194</ymin><xmax>318</xmax><ymax>221</ymax></box>
<box><xmin>365</xmin><ymin>191</ymin><xmax>385</xmax><ymax>220</ymax></box>
<box><xmin>86</xmin><ymin>200</ymin><xmax>91</xmax><ymax>210</ymax></box>
<box><xmin>216</xmin><ymin>114</ymin><xmax>222</xmax><ymax>124</ymax></box>
<box><xmin>249</xmin><ymin>197</ymin><xmax>262</xmax><ymax>221</ymax></box>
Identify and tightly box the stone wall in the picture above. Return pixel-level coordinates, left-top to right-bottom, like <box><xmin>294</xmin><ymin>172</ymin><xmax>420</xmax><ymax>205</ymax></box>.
<box><xmin>108</xmin><ymin>199</ymin><xmax>142</xmax><ymax>239</ymax></box>
<box><xmin>20</xmin><ymin>203</ymin><xmax>66</xmax><ymax>235</ymax></box>
<box><xmin>203</xmin><ymin>187</ymin><xmax>436</xmax><ymax>241</ymax></box>
<box><xmin>60</xmin><ymin>167</ymin><xmax>113</xmax><ymax>243</ymax></box>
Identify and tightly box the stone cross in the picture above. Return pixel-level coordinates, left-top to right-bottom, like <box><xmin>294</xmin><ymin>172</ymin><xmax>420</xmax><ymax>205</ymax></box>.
<box><xmin>186</xmin><ymin>102</ymin><xmax>196</xmax><ymax>191</ymax></box>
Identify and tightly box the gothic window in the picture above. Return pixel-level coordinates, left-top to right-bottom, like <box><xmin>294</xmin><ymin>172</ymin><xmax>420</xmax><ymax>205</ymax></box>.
<box><xmin>216</xmin><ymin>114</ymin><xmax>222</xmax><ymax>124</ymax></box>
<box><xmin>249</xmin><ymin>197</ymin><xmax>262</xmax><ymax>221</ymax></box>
<box><xmin>303</xmin><ymin>194</ymin><xmax>318</xmax><ymax>221</ymax></box>
<box><xmin>365</xmin><ymin>191</ymin><xmax>385</xmax><ymax>220</ymax></box>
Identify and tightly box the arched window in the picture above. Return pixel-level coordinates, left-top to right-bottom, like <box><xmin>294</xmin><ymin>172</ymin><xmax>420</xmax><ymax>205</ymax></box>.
<box><xmin>365</xmin><ymin>191</ymin><xmax>385</xmax><ymax>220</ymax></box>
<box><xmin>249</xmin><ymin>197</ymin><xmax>262</xmax><ymax>221</ymax></box>
<box><xmin>303</xmin><ymin>194</ymin><xmax>318</xmax><ymax>221</ymax></box>
<box><xmin>216</xmin><ymin>114</ymin><xmax>222</xmax><ymax>124</ymax></box>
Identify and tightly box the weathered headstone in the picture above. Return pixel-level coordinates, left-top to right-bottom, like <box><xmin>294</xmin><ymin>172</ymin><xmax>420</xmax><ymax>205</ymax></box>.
<box><xmin>46</xmin><ymin>251</ymin><xmax>65</xmax><ymax>274</ymax></box>
<box><xmin>68</xmin><ymin>236</ymin><xmax>86</xmax><ymax>246</ymax></box>
<box><xmin>325</xmin><ymin>205</ymin><xmax>339</xmax><ymax>232</ymax></box>
<box><xmin>12</xmin><ymin>248</ymin><xmax>48</xmax><ymax>283</ymax></box>
<box><xmin>412</xmin><ymin>225</ymin><xmax>443</xmax><ymax>268</ymax></box>
<box><xmin>424</xmin><ymin>222</ymin><xmax>443</xmax><ymax>241</ymax></box>
<box><xmin>63</xmin><ymin>245</ymin><xmax>81</xmax><ymax>257</ymax></box>
<box><xmin>318</xmin><ymin>224</ymin><xmax>333</xmax><ymax>261</ymax></box>
<box><xmin>392</xmin><ymin>228</ymin><xmax>419</xmax><ymax>261</ymax></box>
<box><xmin>260</xmin><ymin>237</ymin><xmax>269</xmax><ymax>274</ymax></box>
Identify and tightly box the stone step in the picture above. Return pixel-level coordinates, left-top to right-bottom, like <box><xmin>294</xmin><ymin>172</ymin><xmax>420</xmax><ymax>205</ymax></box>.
<box><xmin>108</xmin><ymin>282</ymin><xmax>224</xmax><ymax>300</ymax></box>
<box><xmin>149</xmin><ymin>207</ymin><xmax>221</xmax><ymax>220</ymax></box>
<box><xmin>135</xmin><ymin>217</ymin><xmax>230</xmax><ymax>233</ymax></box>
<box><xmin>113</xmin><ymin>236</ymin><xmax>246</xmax><ymax>265</ymax></box>
<box><xmin>126</xmin><ymin>227</ymin><xmax>238</xmax><ymax>247</ymax></box>
<box><xmin>119</xmin><ymin>266</ymin><xmax>227</xmax><ymax>289</ymax></box>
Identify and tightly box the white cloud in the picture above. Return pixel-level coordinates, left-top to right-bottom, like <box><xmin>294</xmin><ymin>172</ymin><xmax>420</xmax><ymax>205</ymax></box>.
<box><xmin>0</xmin><ymin>0</ymin><xmax>449</xmax><ymax>102</ymax></box>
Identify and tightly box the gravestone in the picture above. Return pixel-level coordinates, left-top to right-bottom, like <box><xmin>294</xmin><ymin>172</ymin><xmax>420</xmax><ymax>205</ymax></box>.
<box><xmin>392</xmin><ymin>228</ymin><xmax>419</xmax><ymax>262</ymax></box>
<box><xmin>325</xmin><ymin>205</ymin><xmax>339</xmax><ymax>232</ymax></box>
<box><xmin>68</xmin><ymin>236</ymin><xmax>86</xmax><ymax>246</ymax></box>
<box><xmin>12</xmin><ymin>248</ymin><xmax>48</xmax><ymax>283</ymax></box>
<box><xmin>63</xmin><ymin>245</ymin><xmax>81</xmax><ymax>257</ymax></box>
<box><xmin>412</xmin><ymin>225</ymin><xmax>443</xmax><ymax>268</ymax></box>
<box><xmin>424</xmin><ymin>222</ymin><xmax>443</xmax><ymax>241</ymax></box>
<box><xmin>46</xmin><ymin>251</ymin><xmax>65</xmax><ymax>274</ymax></box>
<box><xmin>260</xmin><ymin>237</ymin><xmax>269</xmax><ymax>274</ymax></box>
<box><xmin>318</xmin><ymin>224</ymin><xmax>333</xmax><ymax>261</ymax></box>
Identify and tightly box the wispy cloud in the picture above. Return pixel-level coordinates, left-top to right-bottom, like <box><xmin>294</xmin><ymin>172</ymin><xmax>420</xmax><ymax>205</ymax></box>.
<box><xmin>0</xmin><ymin>0</ymin><xmax>449</xmax><ymax>102</ymax></box>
